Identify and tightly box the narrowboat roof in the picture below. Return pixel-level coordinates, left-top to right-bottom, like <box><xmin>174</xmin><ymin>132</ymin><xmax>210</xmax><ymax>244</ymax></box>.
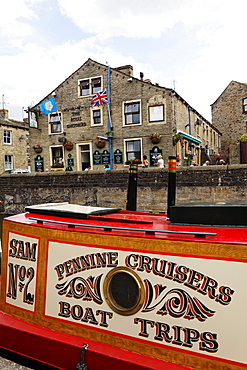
<box><xmin>4</xmin><ymin>202</ymin><xmax>247</xmax><ymax>246</ymax></box>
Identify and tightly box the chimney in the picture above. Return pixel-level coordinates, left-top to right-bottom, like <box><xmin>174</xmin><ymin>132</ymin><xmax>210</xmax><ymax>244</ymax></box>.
<box><xmin>140</xmin><ymin>72</ymin><xmax>144</xmax><ymax>81</ymax></box>
<box><xmin>0</xmin><ymin>109</ymin><xmax>8</xmax><ymax>119</ymax></box>
<box><xmin>115</xmin><ymin>65</ymin><xmax>133</xmax><ymax>77</ymax></box>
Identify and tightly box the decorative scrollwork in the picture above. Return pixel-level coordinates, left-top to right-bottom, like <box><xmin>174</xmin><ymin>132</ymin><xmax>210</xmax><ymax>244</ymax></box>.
<box><xmin>55</xmin><ymin>275</ymin><xmax>103</xmax><ymax>305</ymax></box>
<box><xmin>142</xmin><ymin>280</ymin><xmax>215</xmax><ymax>322</ymax></box>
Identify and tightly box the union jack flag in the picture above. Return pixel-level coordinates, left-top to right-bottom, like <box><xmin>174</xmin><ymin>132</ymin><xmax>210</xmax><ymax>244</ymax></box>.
<box><xmin>90</xmin><ymin>90</ymin><xmax>108</xmax><ymax>107</ymax></box>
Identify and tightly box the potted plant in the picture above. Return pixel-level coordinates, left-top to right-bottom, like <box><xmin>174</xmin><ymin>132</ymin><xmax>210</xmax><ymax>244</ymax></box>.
<box><xmin>33</xmin><ymin>144</ymin><xmax>42</xmax><ymax>153</ymax></box>
<box><xmin>63</xmin><ymin>140</ymin><xmax>74</xmax><ymax>150</ymax></box>
<box><xmin>150</xmin><ymin>133</ymin><xmax>161</xmax><ymax>144</ymax></box>
<box><xmin>95</xmin><ymin>137</ymin><xmax>106</xmax><ymax>148</ymax></box>
<box><xmin>51</xmin><ymin>159</ymin><xmax>64</xmax><ymax>168</ymax></box>
<box><xmin>106</xmin><ymin>131</ymin><xmax>114</xmax><ymax>138</ymax></box>
<box><xmin>125</xmin><ymin>158</ymin><xmax>142</xmax><ymax>165</ymax></box>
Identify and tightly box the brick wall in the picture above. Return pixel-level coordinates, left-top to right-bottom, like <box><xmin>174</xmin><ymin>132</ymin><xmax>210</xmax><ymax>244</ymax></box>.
<box><xmin>1</xmin><ymin>165</ymin><xmax>247</xmax><ymax>214</ymax></box>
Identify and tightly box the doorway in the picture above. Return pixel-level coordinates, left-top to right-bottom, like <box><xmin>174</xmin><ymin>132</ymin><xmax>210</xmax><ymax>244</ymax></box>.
<box><xmin>80</xmin><ymin>144</ymin><xmax>91</xmax><ymax>170</ymax></box>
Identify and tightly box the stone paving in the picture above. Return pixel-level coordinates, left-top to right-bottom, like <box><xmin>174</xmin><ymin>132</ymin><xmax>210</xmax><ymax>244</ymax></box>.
<box><xmin>0</xmin><ymin>350</ymin><xmax>56</xmax><ymax>370</ymax></box>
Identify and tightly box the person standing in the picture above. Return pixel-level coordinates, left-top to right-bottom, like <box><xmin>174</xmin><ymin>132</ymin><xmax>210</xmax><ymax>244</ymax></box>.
<box><xmin>157</xmin><ymin>155</ymin><xmax>164</xmax><ymax>168</ymax></box>
<box><xmin>142</xmin><ymin>155</ymin><xmax>149</xmax><ymax>168</ymax></box>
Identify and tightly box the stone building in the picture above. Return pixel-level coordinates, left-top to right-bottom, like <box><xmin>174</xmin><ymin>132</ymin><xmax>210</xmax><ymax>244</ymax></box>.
<box><xmin>0</xmin><ymin>109</ymin><xmax>29</xmax><ymax>174</ymax></box>
<box><xmin>28</xmin><ymin>58</ymin><xmax>221</xmax><ymax>172</ymax></box>
<box><xmin>211</xmin><ymin>80</ymin><xmax>247</xmax><ymax>164</ymax></box>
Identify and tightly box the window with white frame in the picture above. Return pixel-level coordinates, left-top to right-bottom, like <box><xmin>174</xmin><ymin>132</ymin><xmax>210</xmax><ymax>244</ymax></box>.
<box><xmin>4</xmin><ymin>130</ymin><xmax>12</xmax><ymax>145</ymax></box>
<box><xmin>149</xmin><ymin>105</ymin><xmax>164</xmax><ymax>122</ymax></box>
<box><xmin>243</xmin><ymin>98</ymin><xmax>247</xmax><ymax>113</ymax></box>
<box><xmin>4</xmin><ymin>155</ymin><xmax>13</xmax><ymax>170</ymax></box>
<box><xmin>78</xmin><ymin>77</ymin><xmax>102</xmax><ymax>96</ymax></box>
<box><xmin>49</xmin><ymin>112</ymin><xmax>62</xmax><ymax>134</ymax></box>
<box><xmin>51</xmin><ymin>146</ymin><xmax>64</xmax><ymax>168</ymax></box>
<box><xmin>125</xmin><ymin>139</ymin><xmax>142</xmax><ymax>162</ymax></box>
<box><xmin>124</xmin><ymin>101</ymin><xmax>141</xmax><ymax>125</ymax></box>
<box><xmin>91</xmin><ymin>107</ymin><xmax>102</xmax><ymax>126</ymax></box>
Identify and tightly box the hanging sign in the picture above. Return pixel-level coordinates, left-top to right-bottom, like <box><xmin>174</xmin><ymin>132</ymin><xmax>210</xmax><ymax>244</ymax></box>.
<box><xmin>102</xmin><ymin>150</ymin><xmax>110</xmax><ymax>165</ymax></box>
<box><xmin>34</xmin><ymin>155</ymin><xmax>44</xmax><ymax>172</ymax></box>
<box><xmin>114</xmin><ymin>149</ymin><xmax>123</xmax><ymax>164</ymax></box>
<box><xmin>93</xmin><ymin>150</ymin><xmax>102</xmax><ymax>165</ymax></box>
<box><xmin>149</xmin><ymin>146</ymin><xmax>163</xmax><ymax>167</ymax></box>
<box><xmin>67</xmin><ymin>157</ymin><xmax>74</xmax><ymax>167</ymax></box>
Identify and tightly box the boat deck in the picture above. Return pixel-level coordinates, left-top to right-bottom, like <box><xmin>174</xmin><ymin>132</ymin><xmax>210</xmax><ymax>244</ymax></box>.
<box><xmin>5</xmin><ymin>207</ymin><xmax>247</xmax><ymax>246</ymax></box>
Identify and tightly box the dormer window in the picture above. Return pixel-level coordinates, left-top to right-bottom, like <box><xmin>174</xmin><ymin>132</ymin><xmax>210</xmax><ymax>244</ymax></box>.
<box><xmin>78</xmin><ymin>77</ymin><xmax>102</xmax><ymax>96</ymax></box>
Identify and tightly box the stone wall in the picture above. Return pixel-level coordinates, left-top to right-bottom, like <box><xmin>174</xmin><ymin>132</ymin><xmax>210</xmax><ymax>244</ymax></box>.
<box><xmin>0</xmin><ymin>113</ymin><xmax>29</xmax><ymax>174</ymax></box>
<box><xmin>1</xmin><ymin>165</ymin><xmax>247</xmax><ymax>214</ymax></box>
<box><xmin>211</xmin><ymin>81</ymin><xmax>247</xmax><ymax>164</ymax></box>
<box><xmin>29</xmin><ymin>59</ymin><xmax>220</xmax><ymax>172</ymax></box>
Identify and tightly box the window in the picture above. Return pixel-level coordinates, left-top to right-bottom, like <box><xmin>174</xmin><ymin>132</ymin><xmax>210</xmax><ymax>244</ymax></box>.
<box><xmin>149</xmin><ymin>105</ymin><xmax>164</xmax><ymax>122</ymax></box>
<box><xmin>4</xmin><ymin>130</ymin><xmax>12</xmax><ymax>145</ymax></box>
<box><xmin>51</xmin><ymin>146</ymin><xmax>64</xmax><ymax>168</ymax></box>
<box><xmin>243</xmin><ymin>98</ymin><xmax>247</xmax><ymax>113</ymax></box>
<box><xmin>92</xmin><ymin>78</ymin><xmax>101</xmax><ymax>94</ymax></box>
<box><xmin>49</xmin><ymin>112</ymin><xmax>62</xmax><ymax>134</ymax></box>
<box><xmin>91</xmin><ymin>107</ymin><xmax>102</xmax><ymax>126</ymax></box>
<box><xmin>78</xmin><ymin>77</ymin><xmax>102</xmax><ymax>96</ymax></box>
<box><xmin>124</xmin><ymin>101</ymin><xmax>141</xmax><ymax>125</ymax></box>
<box><xmin>125</xmin><ymin>139</ymin><xmax>142</xmax><ymax>162</ymax></box>
<box><xmin>29</xmin><ymin>111</ymin><xmax>38</xmax><ymax>128</ymax></box>
<box><xmin>4</xmin><ymin>155</ymin><xmax>13</xmax><ymax>170</ymax></box>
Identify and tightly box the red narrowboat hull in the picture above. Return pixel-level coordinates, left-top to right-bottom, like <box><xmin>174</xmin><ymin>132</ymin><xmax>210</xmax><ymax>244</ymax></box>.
<box><xmin>0</xmin><ymin>203</ymin><xmax>247</xmax><ymax>369</ymax></box>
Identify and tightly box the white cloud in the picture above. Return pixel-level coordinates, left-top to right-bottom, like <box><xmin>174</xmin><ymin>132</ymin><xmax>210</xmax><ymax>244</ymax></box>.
<box><xmin>1</xmin><ymin>0</ymin><xmax>247</xmax><ymax>123</ymax></box>
<box><xmin>57</xmin><ymin>0</ymin><xmax>199</xmax><ymax>39</ymax></box>
<box><xmin>57</xmin><ymin>0</ymin><xmax>242</xmax><ymax>41</ymax></box>
<box><xmin>0</xmin><ymin>0</ymin><xmax>39</xmax><ymax>38</ymax></box>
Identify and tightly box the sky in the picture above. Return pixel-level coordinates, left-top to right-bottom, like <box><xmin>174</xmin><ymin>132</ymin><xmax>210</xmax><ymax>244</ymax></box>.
<box><xmin>1</xmin><ymin>0</ymin><xmax>246</xmax><ymax>122</ymax></box>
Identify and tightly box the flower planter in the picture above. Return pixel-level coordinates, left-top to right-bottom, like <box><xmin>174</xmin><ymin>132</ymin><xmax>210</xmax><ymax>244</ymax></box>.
<box><xmin>51</xmin><ymin>164</ymin><xmax>64</xmax><ymax>168</ymax></box>
<box><xmin>34</xmin><ymin>148</ymin><xmax>42</xmax><ymax>153</ymax></box>
<box><xmin>96</xmin><ymin>142</ymin><xmax>106</xmax><ymax>148</ymax></box>
<box><xmin>125</xmin><ymin>160</ymin><xmax>142</xmax><ymax>165</ymax></box>
<box><xmin>64</xmin><ymin>144</ymin><xmax>74</xmax><ymax>151</ymax></box>
<box><xmin>151</xmin><ymin>138</ymin><xmax>160</xmax><ymax>144</ymax></box>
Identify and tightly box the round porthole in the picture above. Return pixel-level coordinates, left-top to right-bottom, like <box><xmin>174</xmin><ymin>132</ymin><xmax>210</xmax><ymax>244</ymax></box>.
<box><xmin>103</xmin><ymin>267</ymin><xmax>145</xmax><ymax>316</ymax></box>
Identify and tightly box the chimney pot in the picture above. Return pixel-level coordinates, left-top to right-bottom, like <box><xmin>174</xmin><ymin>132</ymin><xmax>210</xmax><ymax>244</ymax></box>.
<box><xmin>0</xmin><ymin>109</ymin><xmax>8</xmax><ymax>119</ymax></box>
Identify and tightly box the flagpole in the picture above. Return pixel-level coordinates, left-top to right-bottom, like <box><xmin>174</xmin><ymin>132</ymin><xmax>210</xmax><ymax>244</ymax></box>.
<box><xmin>108</xmin><ymin>65</ymin><xmax>113</xmax><ymax>170</ymax></box>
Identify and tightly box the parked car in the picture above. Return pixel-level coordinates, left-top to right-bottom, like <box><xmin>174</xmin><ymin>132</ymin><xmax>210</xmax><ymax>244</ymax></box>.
<box><xmin>10</xmin><ymin>169</ymin><xmax>30</xmax><ymax>174</ymax></box>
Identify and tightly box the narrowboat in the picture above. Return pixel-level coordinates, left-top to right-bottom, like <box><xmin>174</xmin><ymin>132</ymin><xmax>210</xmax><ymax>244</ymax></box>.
<box><xmin>0</xmin><ymin>161</ymin><xmax>246</xmax><ymax>370</ymax></box>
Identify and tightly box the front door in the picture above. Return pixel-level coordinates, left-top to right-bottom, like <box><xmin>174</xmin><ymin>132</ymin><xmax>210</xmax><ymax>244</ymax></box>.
<box><xmin>240</xmin><ymin>142</ymin><xmax>247</xmax><ymax>164</ymax></box>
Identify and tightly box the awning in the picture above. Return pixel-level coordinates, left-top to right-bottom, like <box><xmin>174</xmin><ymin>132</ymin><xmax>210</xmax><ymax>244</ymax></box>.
<box><xmin>177</xmin><ymin>131</ymin><xmax>202</xmax><ymax>145</ymax></box>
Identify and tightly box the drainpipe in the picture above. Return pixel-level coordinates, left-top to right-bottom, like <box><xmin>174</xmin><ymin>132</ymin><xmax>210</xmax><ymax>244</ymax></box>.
<box><xmin>108</xmin><ymin>65</ymin><xmax>113</xmax><ymax>170</ymax></box>
<box><xmin>188</xmin><ymin>107</ymin><xmax>192</xmax><ymax>164</ymax></box>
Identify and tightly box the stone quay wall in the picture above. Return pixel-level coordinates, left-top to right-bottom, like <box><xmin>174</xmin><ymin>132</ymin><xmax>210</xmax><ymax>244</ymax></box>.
<box><xmin>1</xmin><ymin>165</ymin><xmax>247</xmax><ymax>215</ymax></box>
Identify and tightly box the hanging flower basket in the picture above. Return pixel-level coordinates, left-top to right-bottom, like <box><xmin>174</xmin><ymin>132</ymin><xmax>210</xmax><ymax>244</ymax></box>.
<box><xmin>63</xmin><ymin>141</ymin><xmax>74</xmax><ymax>150</ymax></box>
<box><xmin>172</xmin><ymin>133</ymin><xmax>184</xmax><ymax>147</ymax></box>
<box><xmin>150</xmin><ymin>133</ymin><xmax>161</xmax><ymax>144</ymax></box>
<box><xmin>33</xmin><ymin>145</ymin><xmax>42</xmax><ymax>153</ymax></box>
<box><xmin>95</xmin><ymin>137</ymin><xmax>106</xmax><ymax>148</ymax></box>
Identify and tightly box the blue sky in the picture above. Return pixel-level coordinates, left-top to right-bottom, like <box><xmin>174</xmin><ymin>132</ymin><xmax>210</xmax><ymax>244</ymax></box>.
<box><xmin>1</xmin><ymin>0</ymin><xmax>246</xmax><ymax>122</ymax></box>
